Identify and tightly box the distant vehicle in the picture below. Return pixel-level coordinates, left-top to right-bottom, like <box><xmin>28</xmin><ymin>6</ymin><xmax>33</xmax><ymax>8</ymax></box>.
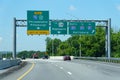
<box><xmin>42</xmin><ymin>55</ymin><xmax>49</xmax><ymax>59</ymax></box>
<box><xmin>63</xmin><ymin>55</ymin><xmax>71</xmax><ymax>61</ymax></box>
<box><xmin>32</xmin><ymin>53</ymin><xmax>39</xmax><ymax>59</ymax></box>
<box><xmin>21</xmin><ymin>56</ymin><xmax>26</xmax><ymax>60</ymax></box>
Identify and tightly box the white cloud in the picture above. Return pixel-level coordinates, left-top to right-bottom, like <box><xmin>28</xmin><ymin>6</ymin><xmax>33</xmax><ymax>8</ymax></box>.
<box><xmin>69</xmin><ymin>5</ymin><xmax>76</xmax><ymax>11</ymax></box>
<box><xmin>117</xmin><ymin>5</ymin><xmax>120</xmax><ymax>11</ymax></box>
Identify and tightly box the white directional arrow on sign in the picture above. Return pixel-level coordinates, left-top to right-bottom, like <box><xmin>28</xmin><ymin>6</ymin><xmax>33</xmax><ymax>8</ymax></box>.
<box><xmin>37</xmin><ymin>27</ymin><xmax>40</xmax><ymax>30</ymax></box>
<box><xmin>92</xmin><ymin>30</ymin><xmax>95</xmax><ymax>33</ymax></box>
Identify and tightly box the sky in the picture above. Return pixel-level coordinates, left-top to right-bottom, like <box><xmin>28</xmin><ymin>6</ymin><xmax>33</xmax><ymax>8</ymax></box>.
<box><xmin>0</xmin><ymin>0</ymin><xmax>120</xmax><ymax>52</ymax></box>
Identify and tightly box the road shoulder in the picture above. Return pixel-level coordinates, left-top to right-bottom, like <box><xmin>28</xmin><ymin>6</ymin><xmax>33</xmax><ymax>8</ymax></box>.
<box><xmin>0</xmin><ymin>61</ymin><xmax>27</xmax><ymax>79</ymax></box>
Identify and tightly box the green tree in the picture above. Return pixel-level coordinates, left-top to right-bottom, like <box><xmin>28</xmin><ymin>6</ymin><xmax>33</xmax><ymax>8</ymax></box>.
<box><xmin>111</xmin><ymin>31</ymin><xmax>120</xmax><ymax>57</ymax></box>
<box><xmin>45</xmin><ymin>37</ymin><xmax>61</xmax><ymax>56</ymax></box>
<box><xmin>79</xmin><ymin>27</ymin><xmax>105</xmax><ymax>57</ymax></box>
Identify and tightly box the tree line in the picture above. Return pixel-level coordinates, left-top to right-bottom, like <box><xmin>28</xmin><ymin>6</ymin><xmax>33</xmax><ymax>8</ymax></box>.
<box><xmin>0</xmin><ymin>51</ymin><xmax>46</xmax><ymax>59</ymax></box>
<box><xmin>2</xmin><ymin>27</ymin><xmax>120</xmax><ymax>58</ymax></box>
<box><xmin>45</xmin><ymin>27</ymin><xmax>120</xmax><ymax>58</ymax></box>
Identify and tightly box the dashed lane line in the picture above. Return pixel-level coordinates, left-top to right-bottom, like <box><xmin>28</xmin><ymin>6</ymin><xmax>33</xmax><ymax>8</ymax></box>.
<box><xmin>67</xmin><ymin>72</ymin><xmax>72</xmax><ymax>75</ymax></box>
<box><xmin>60</xmin><ymin>67</ymin><xmax>63</xmax><ymax>69</ymax></box>
<box><xmin>56</xmin><ymin>65</ymin><xmax>58</xmax><ymax>66</ymax></box>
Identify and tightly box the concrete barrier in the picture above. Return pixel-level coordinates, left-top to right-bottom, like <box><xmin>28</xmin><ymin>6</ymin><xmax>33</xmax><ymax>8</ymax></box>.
<box><xmin>0</xmin><ymin>59</ymin><xmax>21</xmax><ymax>70</ymax></box>
<box><xmin>0</xmin><ymin>61</ymin><xmax>27</xmax><ymax>79</ymax></box>
<box><xmin>74</xmin><ymin>57</ymin><xmax>120</xmax><ymax>63</ymax></box>
<box><xmin>50</xmin><ymin>56</ymin><xmax>74</xmax><ymax>60</ymax></box>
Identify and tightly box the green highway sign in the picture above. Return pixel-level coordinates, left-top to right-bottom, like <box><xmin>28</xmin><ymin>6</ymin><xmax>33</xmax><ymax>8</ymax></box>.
<box><xmin>27</xmin><ymin>11</ymin><xmax>49</xmax><ymax>35</ymax></box>
<box><xmin>51</xmin><ymin>21</ymin><xmax>67</xmax><ymax>34</ymax></box>
<box><xmin>69</xmin><ymin>22</ymin><xmax>95</xmax><ymax>35</ymax></box>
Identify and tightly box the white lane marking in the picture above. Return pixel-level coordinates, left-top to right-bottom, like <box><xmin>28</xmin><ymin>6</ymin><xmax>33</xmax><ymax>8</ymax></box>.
<box><xmin>67</xmin><ymin>72</ymin><xmax>72</xmax><ymax>75</ymax></box>
<box><xmin>44</xmin><ymin>60</ymin><xmax>62</xmax><ymax>62</ymax></box>
<box><xmin>60</xmin><ymin>67</ymin><xmax>63</xmax><ymax>69</ymax></box>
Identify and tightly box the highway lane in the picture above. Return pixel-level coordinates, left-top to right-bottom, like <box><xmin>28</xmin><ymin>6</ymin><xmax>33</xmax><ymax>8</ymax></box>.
<box><xmin>71</xmin><ymin>59</ymin><xmax>120</xmax><ymax>76</ymax></box>
<box><xmin>70</xmin><ymin>60</ymin><xmax>120</xmax><ymax>76</ymax></box>
<box><xmin>50</xmin><ymin>59</ymin><xmax>120</xmax><ymax>80</ymax></box>
<box><xmin>21</xmin><ymin>59</ymin><xmax>72</xmax><ymax>80</ymax></box>
<box><xmin>1</xmin><ymin>59</ymin><xmax>120</xmax><ymax>80</ymax></box>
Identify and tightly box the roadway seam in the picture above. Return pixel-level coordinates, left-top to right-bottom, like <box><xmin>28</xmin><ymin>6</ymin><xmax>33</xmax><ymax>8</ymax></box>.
<box><xmin>17</xmin><ymin>62</ymin><xmax>35</xmax><ymax>80</ymax></box>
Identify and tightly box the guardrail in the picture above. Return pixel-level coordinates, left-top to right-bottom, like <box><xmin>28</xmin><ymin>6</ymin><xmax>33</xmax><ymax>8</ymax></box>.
<box><xmin>0</xmin><ymin>59</ymin><xmax>21</xmax><ymax>70</ymax></box>
<box><xmin>74</xmin><ymin>57</ymin><xmax>120</xmax><ymax>63</ymax></box>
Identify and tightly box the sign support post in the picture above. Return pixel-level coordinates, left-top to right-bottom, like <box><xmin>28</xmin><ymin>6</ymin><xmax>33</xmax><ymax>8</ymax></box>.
<box><xmin>108</xmin><ymin>18</ymin><xmax>111</xmax><ymax>59</ymax></box>
<box><xmin>13</xmin><ymin>18</ymin><xmax>16</xmax><ymax>59</ymax></box>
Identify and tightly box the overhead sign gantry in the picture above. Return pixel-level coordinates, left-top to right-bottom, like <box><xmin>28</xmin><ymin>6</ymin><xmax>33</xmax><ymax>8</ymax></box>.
<box><xmin>13</xmin><ymin>10</ymin><xmax>111</xmax><ymax>60</ymax></box>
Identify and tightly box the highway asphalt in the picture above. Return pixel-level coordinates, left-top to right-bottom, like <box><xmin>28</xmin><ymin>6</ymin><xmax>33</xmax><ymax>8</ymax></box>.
<box><xmin>1</xmin><ymin>59</ymin><xmax>120</xmax><ymax>80</ymax></box>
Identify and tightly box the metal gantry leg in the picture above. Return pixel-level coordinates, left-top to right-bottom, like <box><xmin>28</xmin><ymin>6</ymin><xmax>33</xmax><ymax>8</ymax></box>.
<box><xmin>105</xmin><ymin>26</ymin><xmax>108</xmax><ymax>57</ymax></box>
<box><xmin>13</xmin><ymin>18</ymin><xmax>16</xmax><ymax>59</ymax></box>
<box><xmin>108</xmin><ymin>18</ymin><xmax>111</xmax><ymax>59</ymax></box>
